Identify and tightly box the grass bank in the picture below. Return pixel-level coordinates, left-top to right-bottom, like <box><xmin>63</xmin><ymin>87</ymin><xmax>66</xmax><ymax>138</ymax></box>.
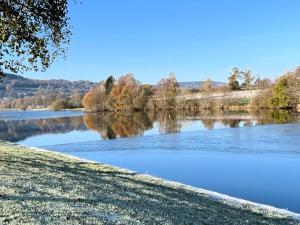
<box><xmin>0</xmin><ymin>142</ymin><xmax>299</xmax><ymax>225</ymax></box>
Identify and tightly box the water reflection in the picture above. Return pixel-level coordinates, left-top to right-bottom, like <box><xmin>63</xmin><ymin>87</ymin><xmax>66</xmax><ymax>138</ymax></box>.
<box><xmin>83</xmin><ymin>112</ymin><xmax>153</xmax><ymax>140</ymax></box>
<box><xmin>0</xmin><ymin>116</ymin><xmax>86</xmax><ymax>142</ymax></box>
<box><xmin>0</xmin><ymin>110</ymin><xmax>299</xmax><ymax>143</ymax></box>
<box><xmin>83</xmin><ymin>110</ymin><xmax>300</xmax><ymax>139</ymax></box>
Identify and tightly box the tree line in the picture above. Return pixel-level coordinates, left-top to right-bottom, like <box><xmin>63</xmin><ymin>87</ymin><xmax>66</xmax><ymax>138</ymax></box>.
<box><xmin>82</xmin><ymin>67</ymin><xmax>300</xmax><ymax>112</ymax></box>
<box><xmin>1</xmin><ymin>67</ymin><xmax>299</xmax><ymax>111</ymax></box>
<box><xmin>82</xmin><ymin>73</ymin><xmax>182</xmax><ymax>112</ymax></box>
<box><xmin>227</xmin><ymin>67</ymin><xmax>273</xmax><ymax>91</ymax></box>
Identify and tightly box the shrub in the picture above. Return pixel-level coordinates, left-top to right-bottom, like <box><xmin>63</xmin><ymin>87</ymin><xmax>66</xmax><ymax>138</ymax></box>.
<box><xmin>51</xmin><ymin>99</ymin><xmax>69</xmax><ymax>111</ymax></box>
<box><xmin>269</xmin><ymin>74</ymin><xmax>299</xmax><ymax>109</ymax></box>
<box><xmin>250</xmin><ymin>89</ymin><xmax>272</xmax><ymax>109</ymax></box>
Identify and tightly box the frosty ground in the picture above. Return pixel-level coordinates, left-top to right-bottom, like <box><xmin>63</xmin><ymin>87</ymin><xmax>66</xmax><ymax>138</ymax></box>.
<box><xmin>0</xmin><ymin>142</ymin><xmax>299</xmax><ymax>225</ymax></box>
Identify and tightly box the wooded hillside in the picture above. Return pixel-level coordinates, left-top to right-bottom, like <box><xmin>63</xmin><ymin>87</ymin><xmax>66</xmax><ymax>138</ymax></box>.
<box><xmin>0</xmin><ymin>74</ymin><xmax>96</xmax><ymax>99</ymax></box>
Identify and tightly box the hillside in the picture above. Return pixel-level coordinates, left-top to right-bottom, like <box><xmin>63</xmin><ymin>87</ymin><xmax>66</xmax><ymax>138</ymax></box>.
<box><xmin>0</xmin><ymin>74</ymin><xmax>97</xmax><ymax>99</ymax></box>
<box><xmin>178</xmin><ymin>81</ymin><xmax>226</xmax><ymax>90</ymax></box>
<box><xmin>0</xmin><ymin>74</ymin><xmax>226</xmax><ymax>99</ymax></box>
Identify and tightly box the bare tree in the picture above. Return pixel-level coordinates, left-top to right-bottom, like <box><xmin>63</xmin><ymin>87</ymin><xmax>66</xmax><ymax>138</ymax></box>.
<box><xmin>241</xmin><ymin>69</ymin><xmax>255</xmax><ymax>90</ymax></box>
<box><xmin>156</xmin><ymin>73</ymin><xmax>179</xmax><ymax>109</ymax></box>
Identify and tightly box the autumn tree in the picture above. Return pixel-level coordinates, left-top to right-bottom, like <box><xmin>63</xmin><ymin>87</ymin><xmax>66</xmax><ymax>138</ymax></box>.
<box><xmin>0</xmin><ymin>0</ymin><xmax>71</xmax><ymax>80</ymax></box>
<box><xmin>82</xmin><ymin>74</ymin><xmax>152</xmax><ymax>112</ymax></box>
<box><xmin>82</xmin><ymin>82</ymin><xmax>109</xmax><ymax>112</ymax></box>
<box><xmin>82</xmin><ymin>92</ymin><xmax>94</xmax><ymax>111</ymax></box>
<box><xmin>51</xmin><ymin>99</ymin><xmax>69</xmax><ymax>111</ymax></box>
<box><xmin>155</xmin><ymin>73</ymin><xmax>179</xmax><ymax>109</ymax></box>
<box><xmin>110</xmin><ymin>74</ymin><xmax>140</xmax><ymax>111</ymax></box>
<box><xmin>228</xmin><ymin>67</ymin><xmax>241</xmax><ymax>91</ymax></box>
<box><xmin>133</xmin><ymin>84</ymin><xmax>153</xmax><ymax>110</ymax></box>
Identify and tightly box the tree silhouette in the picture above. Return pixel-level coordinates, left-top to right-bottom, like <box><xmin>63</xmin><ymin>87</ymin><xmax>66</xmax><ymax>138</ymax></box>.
<box><xmin>105</xmin><ymin>76</ymin><xmax>115</xmax><ymax>95</ymax></box>
<box><xmin>0</xmin><ymin>0</ymin><xmax>71</xmax><ymax>80</ymax></box>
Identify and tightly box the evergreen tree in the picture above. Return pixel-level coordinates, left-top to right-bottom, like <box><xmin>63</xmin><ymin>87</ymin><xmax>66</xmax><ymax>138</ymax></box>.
<box><xmin>105</xmin><ymin>76</ymin><xmax>114</xmax><ymax>95</ymax></box>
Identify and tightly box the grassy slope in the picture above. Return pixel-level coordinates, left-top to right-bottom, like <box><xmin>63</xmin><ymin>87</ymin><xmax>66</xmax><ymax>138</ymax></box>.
<box><xmin>0</xmin><ymin>142</ymin><xmax>299</xmax><ymax>225</ymax></box>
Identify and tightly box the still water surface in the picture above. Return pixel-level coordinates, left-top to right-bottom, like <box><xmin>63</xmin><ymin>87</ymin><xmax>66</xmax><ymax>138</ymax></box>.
<box><xmin>1</xmin><ymin>109</ymin><xmax>298</xmax><ymax>145</ymax></box>
<box><xmin>0</xmin><ymin>110</ymin><xmax>300</xmax><ymax>213</ymax></box>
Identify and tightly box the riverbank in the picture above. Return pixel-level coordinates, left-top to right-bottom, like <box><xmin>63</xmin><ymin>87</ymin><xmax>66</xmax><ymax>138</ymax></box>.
<box><xmin>0</xmin><ymin>142</ymin><xmax>299</xmax><ymax>225</ymax></box>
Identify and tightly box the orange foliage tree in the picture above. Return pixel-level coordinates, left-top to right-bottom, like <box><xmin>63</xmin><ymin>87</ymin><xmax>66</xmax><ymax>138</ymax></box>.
<box><xmin>110</xmin><ymin>74</ymin><xmax>151</xmax><ymax>111</ymax></box>
<box><xmin>82</xmin><ymin>74</ymin><xmax>152</xmax><ymax>112</ymax></box>
<box><xmin>155</xmin><ymin>73</ymin><xmax>179</xmax><ymax>109</ymax></box>
<box><xmin>82</xmin><ymin>82</ymin><xmax>110</xmax><ymax>111</ymax></box>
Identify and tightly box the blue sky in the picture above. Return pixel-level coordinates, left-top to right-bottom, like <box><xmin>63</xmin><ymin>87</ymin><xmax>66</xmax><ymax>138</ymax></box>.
<box><xmin>25</xmin><ymin>0</ymin><xmax>300</xmax><ymax>84</ymax></box>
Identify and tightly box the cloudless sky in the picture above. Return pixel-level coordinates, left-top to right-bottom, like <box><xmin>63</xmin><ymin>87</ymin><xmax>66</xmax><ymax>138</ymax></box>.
<box><xmin>24</xmin><ymin>0</ymin><xmax>300</xmax><ymax>84</ymax></box>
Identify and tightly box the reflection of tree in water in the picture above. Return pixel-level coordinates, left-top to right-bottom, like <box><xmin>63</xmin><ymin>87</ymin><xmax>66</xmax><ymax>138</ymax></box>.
<box><xmin>155</xmin><ymin>111</ymin><xmax>182</xmax><ymax>133</ymax></box>
<box><xmin>200</xmin><ymin>119</ymin><xmax>216</xmax><ymax>129</ymax></box>
<box><xmin>1</xmin><ymin>109</ymin><xmax>299</xmax><ymax>143</ymax></box>
<box><xmin>0</xmin><ymin>116</ymin><xmax>86</xmax><ymax>142</ymax></box>
<box><xmin>251</xmin><ymin>110</ymin><xmax>299</xmax><ymax>125</ymax></box>
<box><xmin>84</xmin><ymin>111</ymin><xmax>187</xmax><ymax>138</ymax></box>
<box><xmin>220</xmin><ymin>119</ymin><xmax>241</xmax><ymax>128</ymax></box>
<box><xmin>84</xmin><ymin>110</ymin><xmax>300</xmax><ymax>140</ymax></box>
<box><xmin>242</xmin><ymin>120</ymin><xmax>254</xmax><ymax>127</ymax></box>
<box><xmin>83</xmin><ymin>111</ymin><xmax>153</xmax><ymax>140</ymax></box>
<box><xmin>269</xmin><ymin>110</ymin><xmax>292</xmax><ymax>124</ymax></box>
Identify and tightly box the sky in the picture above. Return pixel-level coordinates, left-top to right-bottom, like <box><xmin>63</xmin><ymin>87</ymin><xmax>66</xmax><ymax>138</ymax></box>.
<box><xmin>24</xmin><ymin>0</ymin><xmax>300</xmax><ymax>84</ymax></box>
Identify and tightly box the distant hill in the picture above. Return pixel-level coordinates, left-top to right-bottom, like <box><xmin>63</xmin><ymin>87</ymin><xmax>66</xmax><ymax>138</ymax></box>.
<box><xmin>0</xmin><ymin>73</ymin><xmax>97</xmax><ymax>99</ymax></box>
<box><xmin>0</xmin><ymin>74</ymin><xmax>226</xmax><ymax>99</ymax></box>
<box><xmin>178</xmin><ymin>81</ymin><xmax>226</xmax><ymax>90</ymax></box>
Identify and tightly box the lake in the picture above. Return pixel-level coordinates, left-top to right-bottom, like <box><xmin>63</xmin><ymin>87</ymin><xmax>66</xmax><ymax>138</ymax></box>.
<box><xmin>1</xmin><ymin>110</ymin><xmax>300</xmax><ymax>213</ymax></box>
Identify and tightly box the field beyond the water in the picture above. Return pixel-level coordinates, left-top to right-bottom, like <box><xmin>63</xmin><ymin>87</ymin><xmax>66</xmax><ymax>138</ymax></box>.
<box><xmin>0</xmin><ymin>142</ymin><xmax>299</xmax><ymax>225</ymax></box>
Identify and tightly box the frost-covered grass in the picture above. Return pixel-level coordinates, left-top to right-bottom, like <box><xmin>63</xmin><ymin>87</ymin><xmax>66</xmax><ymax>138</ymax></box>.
<box><xmin>0</xmin><ymin>142</ymin><xmax>299</xmax><ymax>225</ymax></box>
